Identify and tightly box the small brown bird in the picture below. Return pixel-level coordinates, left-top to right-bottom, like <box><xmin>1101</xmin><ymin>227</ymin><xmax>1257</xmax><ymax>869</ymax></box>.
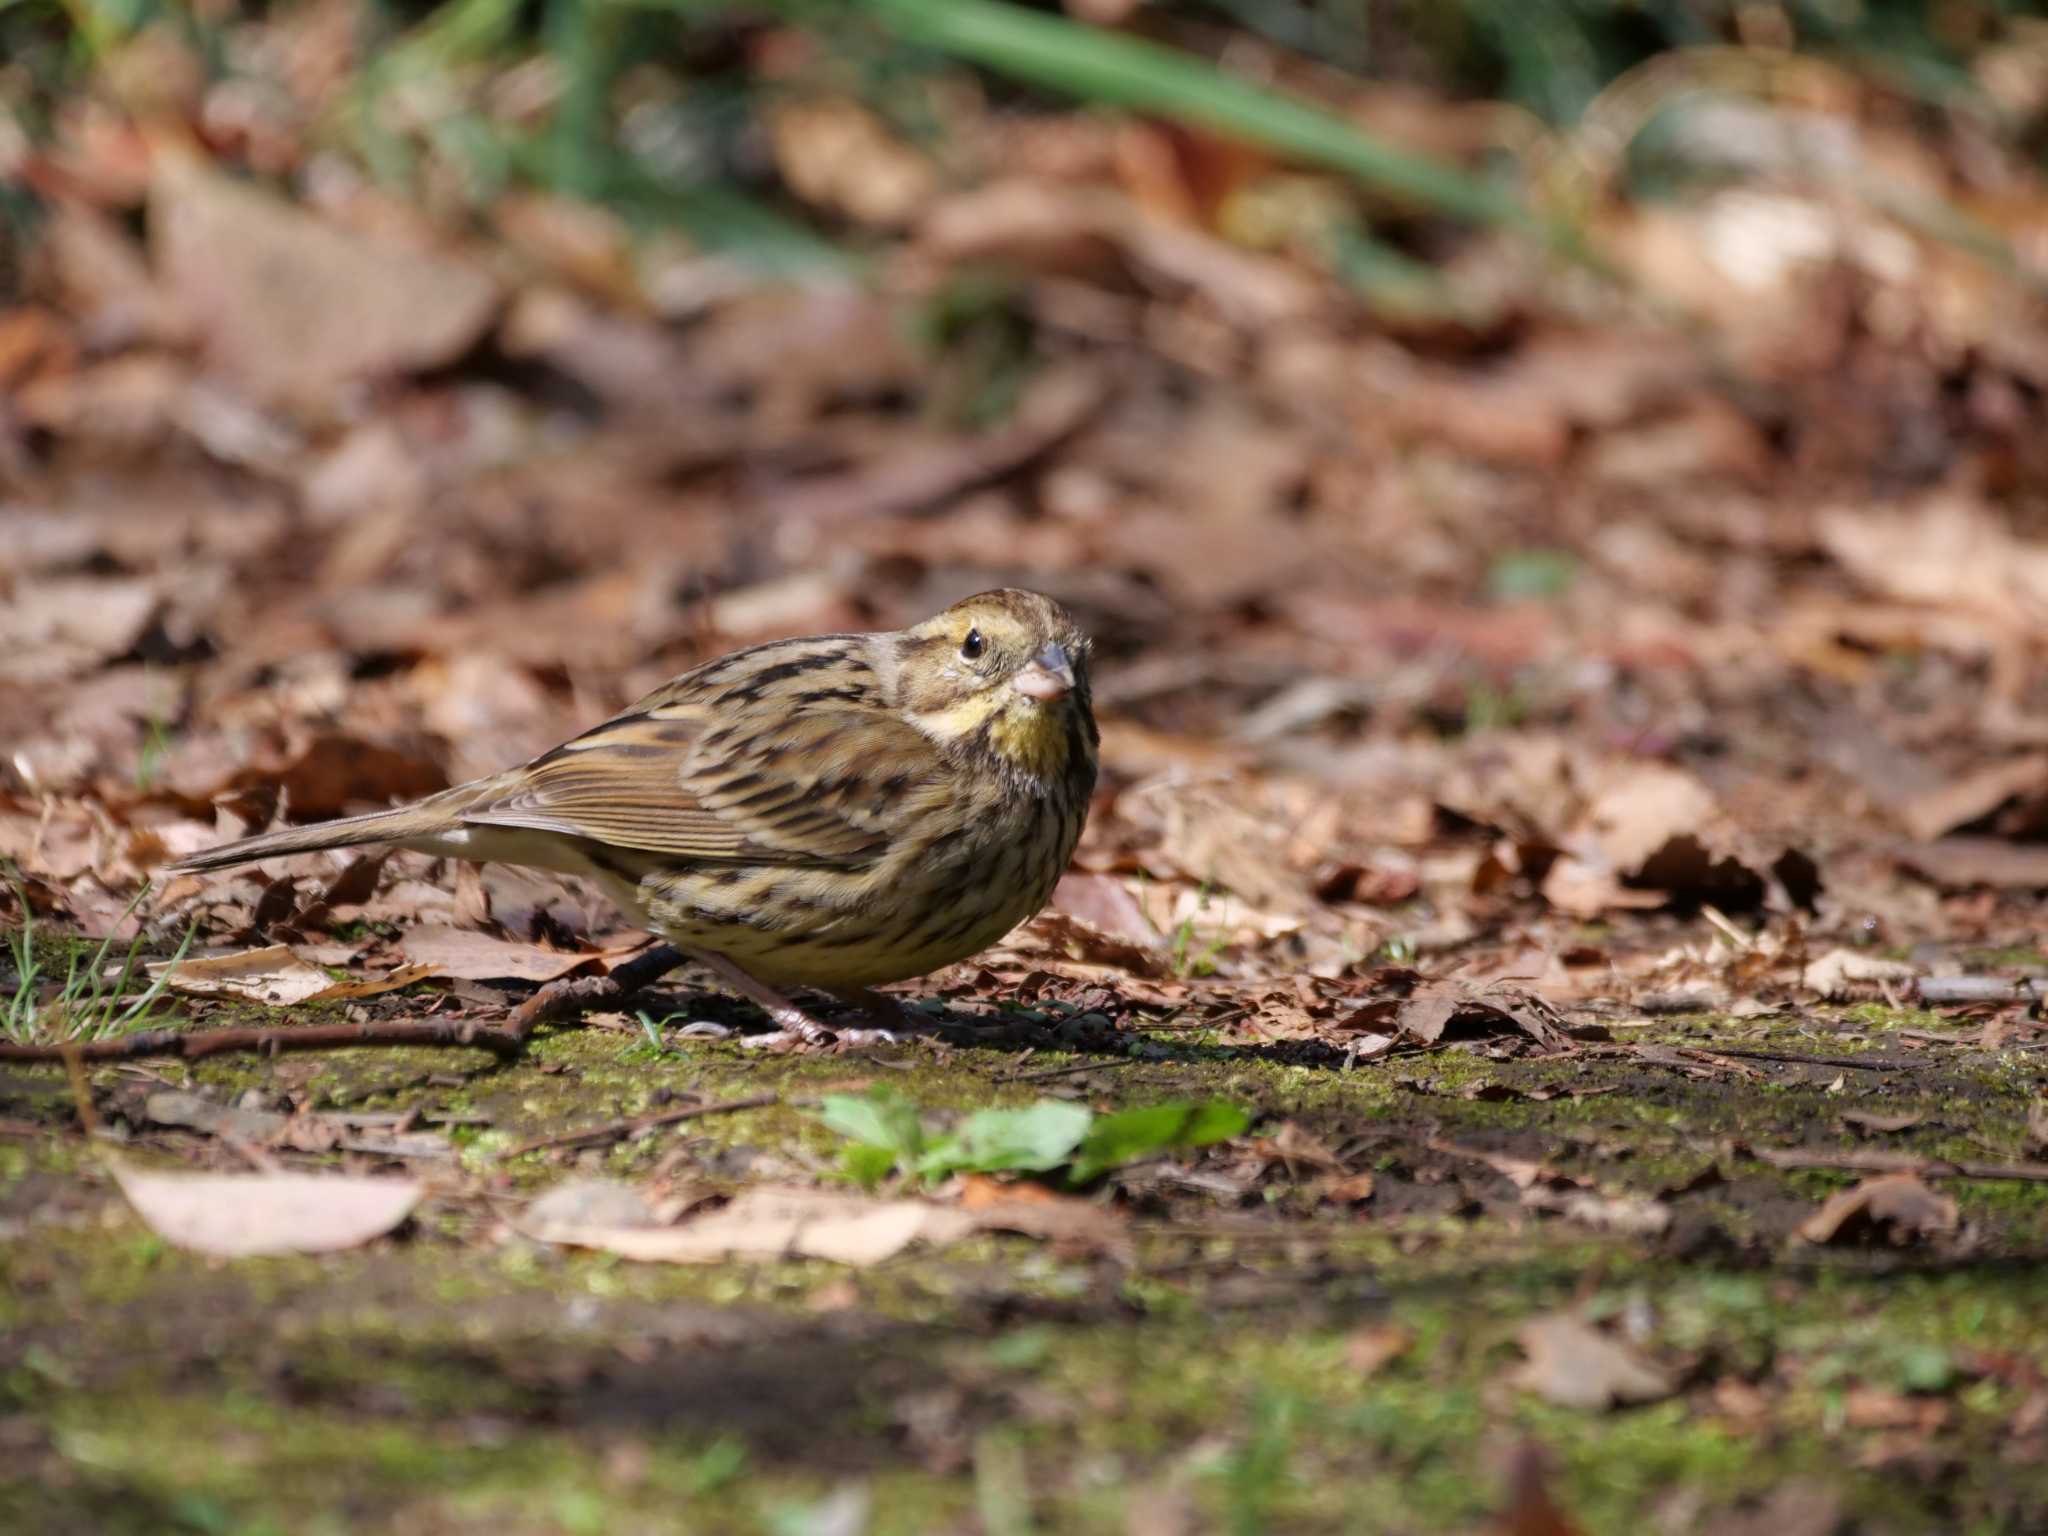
<box><xmin>169</xmin><ymin>590</ymin><xmax>1098</xmax><ymax>1045</ymax></box>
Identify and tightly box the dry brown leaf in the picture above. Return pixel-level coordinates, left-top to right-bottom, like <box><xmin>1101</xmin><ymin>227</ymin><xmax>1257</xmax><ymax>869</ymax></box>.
<box><xmin>1343</xmin><ymin>1323</ymin><xmax>1412</xmax><ymax>1376</ymax></box>
<box><xmin>111</xmin><ymin>1162</ymin><xmax>422</xmax><ymax>1257</ymax></box>
<box><xmin>1051</xmin><ymin>872</ymin><xmax>1160</xmax><ymax>948</ymax></box>
<box><xmin>1352</xmin><ymin>981</ymin><xmax>1572</xmax><ymax>1053</ymax></box>
<box><xmin>956</xmin><ymin>1173</ymin><xmax>1132</xmax><ymax>1261</ymax></box>
<box><xmin>152</xmin><ymin>946</ymin><xmax>433</xmax><ymax>1006</ymax></box>
<box><xmin>0</xmin><ymin>575</ymin><xmax>159</xmax><ymax>685</ymax></box>
<box><xmin>1894</xmin><ymin>756</ymin><xmax>2048</xmax><ymax>843</ymax></box>
<box><xmin>1513</xmin><ymin>1313</ymin><xmax>1677</xmax><ymax>1409</ymax></box>
<box><xmin>1898</xmin><ymin>837</ymin><xmax>2048</xmax><ymax>891</ymax></box>
<box><xmin>1797</xmin><ymin>1174</ymin><xmax>1959</xmax><ymax>1245</ymax></box>
<box><xmin>396</xmin><ymin>926</ymin><xmax>606</xmax><ymax>984</ymax></box>
<box><xmin>1818</xmin><ymin>494</ymin><xmax>2048</xmax><ymax>627</ymax></box>
<box><xmin>771</xmin><ymin>97</ymin><xmax>937</xmax><ymax>227</ymax></box>
<box><xmin>150</xmin><ymin>153</ymin><xmax>498</xmax><ymax>406</ymax></box>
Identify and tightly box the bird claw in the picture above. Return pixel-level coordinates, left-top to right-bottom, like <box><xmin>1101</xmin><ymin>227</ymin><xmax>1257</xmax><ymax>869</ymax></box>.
<box><xmin>736</xmin><ymin>1024</ymin><xmax>900</xmax><ymax>1051</ymax></box>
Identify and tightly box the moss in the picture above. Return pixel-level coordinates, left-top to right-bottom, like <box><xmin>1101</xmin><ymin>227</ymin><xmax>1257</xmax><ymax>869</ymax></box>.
<box><xmin>11</xmin><ymin>1004</ymin><xmax>2048</xmax><ymax>1531</ymax></box>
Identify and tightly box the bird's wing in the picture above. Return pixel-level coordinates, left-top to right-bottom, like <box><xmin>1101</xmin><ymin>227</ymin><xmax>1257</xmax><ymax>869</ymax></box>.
<box><xmin>456</xmin><ymin>643</ymin><xmax>938</xmax><ymax>868</ymax></box>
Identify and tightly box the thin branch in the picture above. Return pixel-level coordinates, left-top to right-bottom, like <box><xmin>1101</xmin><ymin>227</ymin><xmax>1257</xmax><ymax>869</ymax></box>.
<box><xmin>1747</xmin><ymin>1144</ymin><xmax>2048</xmax><ymax>1183</ymax></box>
<box><xmin>0</xmin><ymin>944</ymin><xmax>694</xmax><ymax>1068</ymax></box>
<box><xmin>0</xmin><ymin>1016</ymin><xmax>531</xmax><ymax>1064</ymax></box>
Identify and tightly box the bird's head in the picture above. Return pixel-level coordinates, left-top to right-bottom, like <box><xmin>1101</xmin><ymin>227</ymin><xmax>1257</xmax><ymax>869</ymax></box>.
<box><xmin>892</xmin><ymin>589</ymin><xmax>1097</xmax><ymax>784</ymax></box>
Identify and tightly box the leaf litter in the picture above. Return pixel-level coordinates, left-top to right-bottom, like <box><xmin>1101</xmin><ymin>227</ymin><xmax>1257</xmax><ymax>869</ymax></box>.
<box><xmin>7</xmin><ymin>10</ymin><xmax>2048</xmax><ymax>1529</ymax></box>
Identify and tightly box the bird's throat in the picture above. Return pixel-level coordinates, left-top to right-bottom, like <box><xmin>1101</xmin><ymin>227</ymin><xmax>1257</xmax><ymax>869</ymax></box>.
<box><xmin>988</xmin><ymin>699</ymin><xmax>1072</xmax><ymax>780</ymax></box>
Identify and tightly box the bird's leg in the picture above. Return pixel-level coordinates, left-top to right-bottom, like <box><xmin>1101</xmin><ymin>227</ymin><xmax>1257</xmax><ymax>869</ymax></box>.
<box><xmin>684</xmin><ymin>949</ymin><xmax>898</xmax><ymax>1049</ymax></box>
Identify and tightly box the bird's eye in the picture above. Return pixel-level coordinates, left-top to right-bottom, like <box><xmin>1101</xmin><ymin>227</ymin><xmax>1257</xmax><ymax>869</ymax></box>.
<box><xmin>960</xmin><ymin>628</ymin><xmax>985</xmax><ymax>661</ymax></box>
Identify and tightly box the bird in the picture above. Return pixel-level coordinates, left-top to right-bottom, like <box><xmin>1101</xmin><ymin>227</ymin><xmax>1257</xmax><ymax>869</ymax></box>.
<box><xmin>167</xmin><ymin>589</ymin><xmax>1099</xmax><ymax>1046</ymax></box>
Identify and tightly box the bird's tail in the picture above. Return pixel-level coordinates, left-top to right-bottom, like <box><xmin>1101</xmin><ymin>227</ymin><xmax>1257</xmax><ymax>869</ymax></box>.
<box><xmin>164</xmin><ymin>785</ymin><xmax>481</xmax><ymax>875</ymax></box>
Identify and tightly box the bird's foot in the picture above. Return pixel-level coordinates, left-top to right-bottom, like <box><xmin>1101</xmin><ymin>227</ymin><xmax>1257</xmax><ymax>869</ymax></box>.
<box><xmin>683</xmin><ymin>949</ymin><xmax>898</xmax><ymax>1051</ymax></box>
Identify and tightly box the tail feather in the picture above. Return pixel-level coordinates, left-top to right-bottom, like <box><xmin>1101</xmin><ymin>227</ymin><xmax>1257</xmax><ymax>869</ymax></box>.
<box><xmin>166</xmin><ymin>791</ymin><xmax>473</xmax><ymax>875</ymax></box>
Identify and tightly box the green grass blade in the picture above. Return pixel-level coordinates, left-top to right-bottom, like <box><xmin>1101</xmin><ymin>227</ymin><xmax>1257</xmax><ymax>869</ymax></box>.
<box><xmin>855</xmin><ymin>0</ymin><xmax>1558</xmax><ymax>242</ymax></box>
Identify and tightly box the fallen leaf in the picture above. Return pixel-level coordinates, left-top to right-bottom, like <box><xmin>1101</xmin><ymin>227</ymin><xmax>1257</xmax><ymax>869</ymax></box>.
<box><xmin>111</xmin><ymin>1162</ymin><xmax>421</xmax><ymax>1257</ymax></box>
<box><xmin>516</xmin><ymin>1179</ymin><xmax>659</xmax><ymax>1241</ymax></box>
<box><xmin>534</xmin><ymin>1185</ymin><xmax>978</xmax><ymax>1268</ymax></box>
<box><xmin>1839</xmin><ymin>1110</ymin><xmax>1925</xmax><ymax>1135</ymax></box>
<box><xmin>1898</xmin><ymin>838</ymin><xmax>2048</xmax><ymax>891</ymax></box>
<box><xmin>1802</xmin><ymin>948</ymin><xmax>1919</xmax><ymax>1000</ymax></box>
<box><xmin>956</xmin><ymin>1173</ymin><xmax>1133</xmax><ymax>1261</ymax></box>
<box><xmin>1797</xmin><ymin>1174</ymin><xmax>1960</xmax><ymax>1246</ymax></box>
<box><xmin>1894</xmin><ymin>756</ymin><xmax>2048</xmax><ymax>843</ymax></box>
<box><xmin>1520</xmin><ymin>1184</ymin><xmax>1673</xmax><ymax>1237</ymax></box>
<box><xmin>151</xmin><ymin>153</ymin><xmax>498</xmax><ymax>405</ymax></box>
<box><xmin>152</xmin><ymin>946</ymin><xmax>433</xmax><ymax>1006</ymax></box>
<box><xmin>222</xmin><ymin>734</ymin><xmax>448</xmax><ymax>821</ymax></box>
<box><xmin>1051</xmin><ymin>872</ymin><xmax>1160</xmax><ymax>948</ymax></box>
<box><xmin>1513</xmin><ymin>1313</ymin><xmax>1677</xmax><ymax>1409</ymax></box>
<box><xmin>1321</xmin><ymin>1171</ymin><xmax>1378</xmax><ymax>1204</ymax></box>
<box><xmin>396</xmin><ymin>926</ymin><xmax>606</xmax><ymax>983</ymax></box>
<box><xmin>1350</xmin><ymin>981</ymin><xmax>1572</xmax><ymax>1053</ymax></box>
<box><xmin>1343</xmin><ymin>1323</ymin><xmax>1412</xmax><ymax>1376</ymax></box>
<box><xmin>0</xmin><ymin>575</ymin><xmax>159</xmax><ymax>685</ymax></box>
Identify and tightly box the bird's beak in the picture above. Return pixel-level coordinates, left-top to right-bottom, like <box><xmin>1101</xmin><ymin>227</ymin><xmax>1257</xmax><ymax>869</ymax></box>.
<box><xmin>1012</xmin><ymin>642</ymin><xmax>1076</xmax><ymax>702</ymax></box>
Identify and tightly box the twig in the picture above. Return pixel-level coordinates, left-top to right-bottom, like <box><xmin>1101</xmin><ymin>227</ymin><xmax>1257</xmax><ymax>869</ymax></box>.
<box><xmin>1746</xmin><ymin>1144</ymin><xmax>2048</xmax><ymax>1184</ymax></box>
<box><xmin>997</xmin><ymin>1056</ymin><xmax>1143</xmax><ymax>1084</ymax></box>
<box><xmin>1692</xmin><ymin>1046</ymin><xmax>1917</xmax><ymax>1072</ymax></box>
<box><xmin>498</xmin><ymin>1092</ymin><xmax>781</xmax><ymax>1159</ymax></box>
<box><xmin>0</xmin><ymin>943</ymin><xmax>693</xmax><ymax>1068</ymax></box>
<box><xmin>508</xmin><ymin>944</ymin><xmax>686</xmax><ymax>1031</ymax></box>
<box><xmin>1915</xmin><ymin>976</ymin><xmax>2048</xmax><ymax>1006</ymax></box>
<box><xmin>0</xmin><ymin>1016</ymin><xmax>531</xmax><ymax>1064</ymax></box>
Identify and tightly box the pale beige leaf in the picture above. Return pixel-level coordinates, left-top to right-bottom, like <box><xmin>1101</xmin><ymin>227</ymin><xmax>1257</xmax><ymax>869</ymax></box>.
<box><xmin>152</xmin><ymin>947</ymin><xmax>435</xmax><ymax>1007</ymax></box>
<box><xmin>536</xmin><ymin>1186</ymin><xmax>978</xmax><ymax>1268</ymax></box>
<box><xmin>111</xmin><ymin>1163</ymin><xmax>422</xmax><ymax>1257</ymax></box>
<box><xmin>1513</xmin><ymin>1313</ymin><xmax>1676</xmax><ymax>1409</ymax></box>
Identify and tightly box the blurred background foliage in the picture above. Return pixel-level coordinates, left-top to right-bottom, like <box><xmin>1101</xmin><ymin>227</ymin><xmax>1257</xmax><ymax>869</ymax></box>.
<box><xmin>5</xmin><ymin>0</ymin><xmax>2047</xmax><ymax>286</ymax></box>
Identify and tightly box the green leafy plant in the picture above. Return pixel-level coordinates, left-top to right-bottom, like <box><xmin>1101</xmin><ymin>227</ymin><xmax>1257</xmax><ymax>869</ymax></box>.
<box><xmin>3</xmin><ymin>875</ymin><xmax>193</xmax><ymax>1045</ymax></box>
<box><xmin>818</xmin><ymin>1085</ymin><xmax>1250</xmax><ymax>1188</ymax></box>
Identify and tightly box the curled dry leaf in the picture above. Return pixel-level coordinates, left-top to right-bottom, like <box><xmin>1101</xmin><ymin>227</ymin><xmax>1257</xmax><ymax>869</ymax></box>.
<box><xmin>111</xmin><ymin>1162</ymin><xmax>422</xmax><ymax>1257</ymax></box>
<box><xmin>1513</xmin><ymin>1313</ymin><xmax>1677</xmax><ymax>1410</ymax></box>
<box><xmin>152</xmin><ymin>945</ymin><xmax>436</xmax><ymax>1006</ymax></box>
<box><xmin>534</xmin><ymin>1185</ymin><xmax>979</xmax><ymax>1268</ymax></box>
<box><xmin>1346</xmin><ymin>981</ymin><xmax>1571</xmax><ymax>1053</ymax></box>
<box><xmin>1802</xmin><ymin>948</ymin><xmax>1919</xmax><ymax>1000</ymax></box>
<box><xmin>1797</xmin><ymin>1173</ymin><xmax>1960</xmax><ymax>1246</ymax></box>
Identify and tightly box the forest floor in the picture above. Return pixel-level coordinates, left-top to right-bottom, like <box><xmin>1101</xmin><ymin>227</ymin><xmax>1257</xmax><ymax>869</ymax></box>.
<box><xmin>9</xmin><ymin>12</ymin><xmax>2048</xmax><ymax>1533</ymax></box>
